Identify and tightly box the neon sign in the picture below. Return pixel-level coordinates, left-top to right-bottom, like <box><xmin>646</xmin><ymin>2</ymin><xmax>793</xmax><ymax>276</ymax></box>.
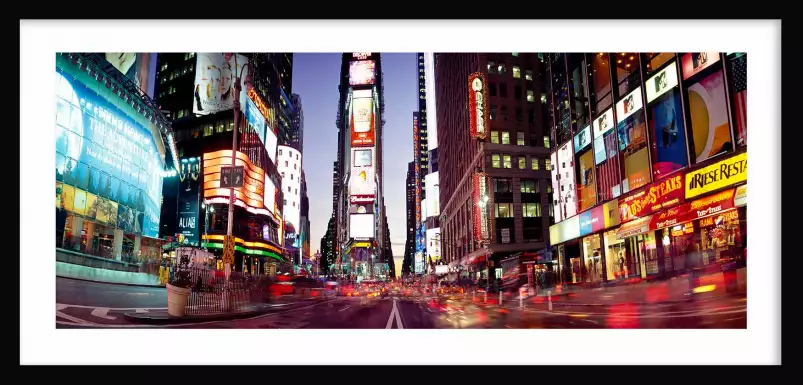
<box><xmin>247</xmin><ymin>88</ymin><xmax>270</xmax><ymax>120</ymax></box>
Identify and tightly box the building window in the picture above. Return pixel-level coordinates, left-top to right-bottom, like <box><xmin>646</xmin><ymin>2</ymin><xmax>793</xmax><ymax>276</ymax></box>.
<box><xmin>547</xmin><ymin>184</ymin><xmax>552</xmax><ymax>193</ymax></box>
<box><xmin>525</xmin><ymin>70</ymin><xmax>533</xmax><ymax>81</ymax></box>
<box><xmin>512</xmin><ymin>52</ymin><xmax>519</xmax><ymax>57</ymax></box>
<box><xmin>523</xmin><ymin>203</ymin><xmax>542</xmax><ymax>217</ymax></box>
<box><xmin>288</xmin><ymin>186</ymin><xmax>291</xmax><ymax>192</ymax></box>
<box><xmin>494</xmin><ymin>178</ymin><xmax>511</xmax><ymax>193</ymax></box>
<box><xmin>513</xmin><ymin>66</ymin><xmax>521</xmax><ymax>78</ymax></box>
<box><xmin>518</xmin><ymin>156</ymin><xmax>526</xmax><ymax>169</ymax></box>
<box><xmin>492</xmin><ymin>154</ymin><xmax>501</xmax><ymax>168</ymax></box>
<box><xmin>489</xmin><ymin>83</ymin><xmax>497</xmax><ymax>97</ymax></box>
<box><xmin>521</xmin><ymin>179</ymin><xmax>538</xmax><ymax>193</ymax></box>
<box><xmin>514</xmin><ymin>85</ymin><xmax>522</xmax><ymax>100</ymax></box>
<box><xmin>203</xmin><ymin>124</ymin><xmax>214</xmax><ymax>137</ymax></box>
<box><xmin>502</xmin><ymin>155</ymin><xmax>512</xmax><ymax>169</ymax></box>
<box><xmin>498</xmin><ymin>63</ymin><xmax>506</xmax><ymax>75</ymax></box>
<box><xmin>515</xmin><ymin>108</ymin><xmax>523</xmax><ymax>123</ymax></box>
<box><xmin>279</xmin><ymin>149</ymin><xmax>283</xmax><ymax>156</ymax></box>
<box><xmin>549</xmin><ymin>202</ymin><xmax>554</xmax><ymax>216</ymax></box>
<box><xmin>531</xmin><ymin>158</ymin><xmax>540</xmax><ymax>170</ymax></box>
<box><xmin>296</xmin><ymin>154</ymin><xmax>299</xmax><ymax>160</ymax></box>
<box><xmin>290</xmin><ymin>174</ymin><xmax>293</xmax><ymax>180</ymax></box>
<box><xmin>501</xmin><ymin>106</ymin><xmax>508</xmax><ymax>121</ymax></box>
<box><xmin>528</xmin><ymin>109</ymin><xmax>535</xmax><ymax>124</ymax></box>
<box><xmin>227</xmin><ymin>121</ymin><xmax>234</xmax><ymax>131</ymax></box>
<box><xmin>527</xmin><ymin>90</ymin><xmax>535</xmax><ymax>103</ymax></box>
<box><xmin>495</xmin><ymin>203</ymin><xmax>513</xmax><ymax>218</ymax></box>
<box><xmin>487</xmin><ymin>61</ymin><xmax>497</xmax><ymax>74</ymax></box>
<box><xmin>544</xmin><ymin>135</ymin><xmax>550</xmax><ymax>148</ymax></box>
<box><xmin>501</xmin><ymin>132</ymin><xmax>510</xmax><ymax>145</ymax></box>
<box><xmin>545</xmin><ymin>158</ymin><xmax>552</xmax><ymax>170</ymax></box>
<box><xmin>517</xmin><ymin>132</ymin><xmax>525</xmax><ymax>145</ymax></box>
<box><xmin>490</xmin><ymin>131</ymin><xmax>499</xmax><ymax>144</ymax></box>
<box><xmin>499</xmin><ymin>83</ymin><xmax>507</xmax><ymax>98</ymax></box>
<box><xmin>490</xmin><ymin>105</ymin><xmax>497</xmax><ymax>120</ymax></box>
<box><xmin>285</xmin><ymin>161</ymin><xmax>288</xmax><ymax>167</ymax></box>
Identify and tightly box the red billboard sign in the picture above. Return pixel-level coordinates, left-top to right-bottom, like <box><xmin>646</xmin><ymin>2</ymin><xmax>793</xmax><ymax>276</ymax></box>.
<box><xmin>468</xmin><ymin>72</ymin><xmax>489</xmax><ymax>139</ymax></box>
<box><xmin>619</xmin><ymin>173</ymin><xmax>684</xmax><ymax>223</ymax></box>
<box><xmin>651</xmin><ymin>188</ymin><xmax>736</xmax><ymax>229</ymax></box>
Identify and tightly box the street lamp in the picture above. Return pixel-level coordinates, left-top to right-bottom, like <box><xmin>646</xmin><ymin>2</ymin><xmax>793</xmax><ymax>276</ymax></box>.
<box><xmin>225</xmin><ymin>53</ymin><xmax>253</xmax><ymax>280</ymax></box>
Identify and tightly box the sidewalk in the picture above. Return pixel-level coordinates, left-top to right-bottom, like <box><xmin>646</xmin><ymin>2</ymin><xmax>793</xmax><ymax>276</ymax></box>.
<box><xmin>123</xmin><ymin>295</ymin><xmax>332</xmax><ymax>324</ymax></box>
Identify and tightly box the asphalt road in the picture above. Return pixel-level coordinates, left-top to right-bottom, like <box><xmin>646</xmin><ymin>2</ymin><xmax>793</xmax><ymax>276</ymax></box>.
<box><xmin>55</xmin><ymin>278</ymin><xmax>746</xmax><ymax>329</ymax></box>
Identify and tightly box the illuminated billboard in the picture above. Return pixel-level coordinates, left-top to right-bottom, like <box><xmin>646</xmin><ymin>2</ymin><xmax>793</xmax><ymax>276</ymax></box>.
<box><xmin>350</xmin><ymin>94</ymin><xmax>375</xmax><ymax>147</ymax></box>
<box><xmin>349</xmin><ymin>148</ymin><xmax>376</xmax><ymax>197</ymax></box>
<box><xmin>193</xmin><ymin>53</ymin><xmax>249</xmax><ymax>115</ymax></box>
<box><xmin>264</xmin><ymin>175</ymin><xmax>276</xmax><ymax>216</ymax></box>
<box><xmin>426</xmin><ymin>227</ymin><xmax>441</xmax><ymax>262</ymax></box>
<box><xmin>55</xmin><ymin>69</ymin><xmax>164</xmax><ymax>238</ymax></box>
<box><xmin>177</xmin><ymin>157</ymin><xmax>201</xmax><ymax>246</ymax></box>
<box><xmin>202</xmin><ymin>150</ymin><xmax>270</xmax><ymax>217</ymax></box>
<box><xmin>554</xmin><ymin>142</ymin><xmax>577</xmax><ymax>222</ymax></box>
<box><xmin>468</xmin><ymin>72</ymin><xmax>489</xmax><ymax>139</ymax></box>
<box><xmin>473</xmin><ymin>173</ymin><xmax>490</xmax><ymax>242</ymax></box>
<box><xmin>102</xmin><ymin>53</ymin><xmax>157</xmax><ymax>97</ymax></box>
<box><xmin>349</xmin><ymin>60</ymin><xmax>376</xmax><ymax>86</ymax></box>
<box><xmin>425</xmin><ymin>172</ymin><xmax>440</xmax><ymax>217</ymax></box>
<box><xmin>350</xmin><ymin>213</ymin><xmax>375</xmax><ymax>239</ymax></box>
<box><xmin>244</xmin><ymin>96</ymin><xmax>266</xmax><ymax>148</ymax></box>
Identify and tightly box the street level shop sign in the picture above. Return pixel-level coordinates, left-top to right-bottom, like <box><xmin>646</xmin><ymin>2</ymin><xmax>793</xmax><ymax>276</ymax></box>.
<box><xmin>619</xmin><ymin>173</ymin><xmax>684</xmax><ymax>223</ymax></box>
<box><xmin>652</xmin><ymin>188</ymin><xmax>737</xmax><ymax>229</ymax></box>
<box><xmin>219</xmin><ymin>166</ymin><xmax>245</xmax><ymax>188</ymax></box>
<box><xmin>685</xmin><ymin>152</ymin><xmax>747</xmax><ymax>199</ymax></box>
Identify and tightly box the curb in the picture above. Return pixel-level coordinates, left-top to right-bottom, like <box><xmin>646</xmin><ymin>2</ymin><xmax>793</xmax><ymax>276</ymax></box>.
<box><xmin>533</xmin><ymin>292</ymin><xmax>746</xmax><ymax>307</ymax></box>
<box><xmin>57</xmin><ymin>275</ymin><xmax>165</xmax><ymax>288</ymax></box>
<box><xmin>122</xmin><ymin>298</ymin><xmax>329</xmax><ymax>324</ymax></box>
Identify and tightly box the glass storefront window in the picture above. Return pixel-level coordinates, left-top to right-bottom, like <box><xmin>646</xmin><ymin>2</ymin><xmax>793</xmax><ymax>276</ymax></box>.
<box><xmin>604</xmin><ymin>229</ymin><xmax>630</xmax><ymax>281</ymax></box>
<box><xmin>582</xmin><ymin>234</ymin><xmax>602</xmax><ymax>283</ymax></box>
<box><xmin>699</xmin><ymin>209</ymin><xmax>743</xmax><ymax>265</ymax></box>
<box><xmin>568</xmin><ymin>53</ymin><xmax>590</xmax><ymax>129</ymax></box>
<box><xmin>590</xmin><ymin>53</ymin><xmax>613</xmax><ymax>116</ymax></box>
<box><xmin>614</xmin><ymin>52</ymin><xmax>640</xmax><ymax>98</ymax></box>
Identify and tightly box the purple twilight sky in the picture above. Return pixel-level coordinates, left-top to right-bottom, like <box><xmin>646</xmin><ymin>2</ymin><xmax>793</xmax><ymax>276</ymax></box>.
<box><xmin>292</xmin><ymin>53</ymin><xmax>417</xmax><ymax>261</ymax></box>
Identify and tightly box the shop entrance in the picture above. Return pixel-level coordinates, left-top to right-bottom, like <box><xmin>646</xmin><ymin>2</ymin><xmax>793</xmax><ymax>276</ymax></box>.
<box><xmin>582</xmin><ymin>234</ymin><xmax>603</xmax><ymax>283</ymax></box>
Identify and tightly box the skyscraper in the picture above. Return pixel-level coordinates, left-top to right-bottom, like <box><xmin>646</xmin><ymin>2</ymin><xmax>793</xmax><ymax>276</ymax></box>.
<box><xmin>331</xmin><ymin>53</ymin><xmax>387</xmax><ymax>280</ymax></box>
<box><xmin>435</xmin><ymin>53</ymin><xmax>552</xmax><ymax>284</ymax></box>
<box><xmin>403</xmin><ymin>161</ymin><xmax>415</xmax><ymax>276</ymax></box>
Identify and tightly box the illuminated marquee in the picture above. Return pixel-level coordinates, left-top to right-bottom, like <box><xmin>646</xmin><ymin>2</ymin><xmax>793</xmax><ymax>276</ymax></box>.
<box><xmin>352</xmin><ymin>52</ymin><xmax>371</xmax><ymax>60</ymax></box>
<box><xmin>247</xmin><ymin>88</ymin><xmax>270</xmax><ymax>120</ymax></box>
<box><xmin>468</xmin><ymin>72</ymin><xmax>489</xmax><ymax>139</ymax></box>
<box><xmin>619</xmin><ymin>174</ymin><xmax>685</xmax><ymax>223</ymax></box>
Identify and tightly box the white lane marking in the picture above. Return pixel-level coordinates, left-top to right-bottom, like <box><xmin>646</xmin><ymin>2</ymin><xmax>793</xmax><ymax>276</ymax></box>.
<box><xmin>56</xmin><ymin>304</ymin><xmax>69</xmax><ymax>311</ymax></box>
<box><xmin>338</xmin><ymin>306</ymin><xmax>351</xmax><ymax>312</ymax></box>
<box><xmin>56</xmin><ymin>310</ymin><xmax>97</xmax><ymax>325</ymax></box>
<box><xmin>126</xmin><ymin>293</ymin><xmax>152</xmax><ymax>296</ymax></box>
<box><xmin>385</xmin><ymin>302</ymin><xmax>395</xmax><ymax>329</ymax></box>
<box><xmin>581</xmin><ymin>319</ymin><xmax>600</xmax><ymax>325</ymax></box>
<box><xmin>135</xmin><ymin>308</ymin><xmax>149</xmax><ymax>313</ymax></box>
<box><xmin>91</xmin><ymin>308</ymin><xmax>117</xmax><ymax>320</ymax></box>
<box><xmin>56</xmin><ymin>303</ymin><xmax>167</xmax><ymax>311</ymax></box>
<box><xmin>394</xmin><ymin>301</ymin><xmax>404</xmax><ymax>330</ymax></box>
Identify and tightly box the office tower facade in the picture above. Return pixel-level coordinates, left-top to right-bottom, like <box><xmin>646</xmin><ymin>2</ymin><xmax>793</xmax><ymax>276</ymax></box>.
<box><xmin>153</xmin><ymin>53</ymin><xmax>287</xmax><ymax>275</ymax></box>
<box><xmin>435</xmin><ymin>53</ymin><xmax>552</xmax><ymax>285</ymax></box>
<box><xmin>331</xmin><ymin>53</ymin><xmax>388</xmax><ymax>280</ymax></box>
<box><xmin>403</xmin><ymin>160</ymin><xmax>416</xmax><ymax>276</ymax></box>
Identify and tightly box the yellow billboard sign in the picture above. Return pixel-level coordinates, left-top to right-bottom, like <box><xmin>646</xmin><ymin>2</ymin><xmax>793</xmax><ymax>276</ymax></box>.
<box><xmin>685</xmin><ymin>152</ymin><xmax>747</xmax><ymax>199</ymax></box>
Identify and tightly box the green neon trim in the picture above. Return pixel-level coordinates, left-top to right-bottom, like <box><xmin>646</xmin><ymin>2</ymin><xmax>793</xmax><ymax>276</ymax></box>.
<box><xmin>202</xmin><ymin>242</ymin><xmax>283</xmax><ymax>261</ymax></box>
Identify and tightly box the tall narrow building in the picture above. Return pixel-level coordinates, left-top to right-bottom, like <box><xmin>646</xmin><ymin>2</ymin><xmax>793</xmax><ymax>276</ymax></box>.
<box><xmin>331</xmin><ymin>53</ymin><xmax>388</xmax><ymax>280</ymax></box>
<box><xmin>435</xmin><ymin>53</ymin><xmax>552</xmax><ymax>285</ymax></box>
<box><xmin>403</xmin><ymin>161</ymin><xmax>416</xmax><ymax>276</ymax></box>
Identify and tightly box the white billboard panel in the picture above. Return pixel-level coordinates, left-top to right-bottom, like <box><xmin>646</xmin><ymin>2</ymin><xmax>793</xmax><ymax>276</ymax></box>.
<box><xmin>350</xmin><ymin>213</ymin><xmax>375</xmax><ymax>239</ymax></box>
<box><xmin>425</xmin><ymin>172</ymin><xmax>440</xmax><ymax>217</ymax></box>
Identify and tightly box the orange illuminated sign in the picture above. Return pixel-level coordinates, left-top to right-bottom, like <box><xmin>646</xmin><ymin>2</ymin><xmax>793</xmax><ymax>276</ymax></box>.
<box><xmin>247</xmin><ymin>88</ymin><xmax>270</xmax><ymax>120</ymax></box>
<box><xmin>619</xmin><ymin>174</ymin><xmax>684</xmax><ymax>223</ymax></box>
<box><xmin>203</xmin><ymin>150</ymin><xmax>266</xmax><ymax>211</ymax></box>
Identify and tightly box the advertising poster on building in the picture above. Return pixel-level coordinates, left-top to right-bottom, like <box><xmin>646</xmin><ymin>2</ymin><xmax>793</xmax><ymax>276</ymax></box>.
<box><xmin>595</xmin><ymin>130</ymin><xmax>621</xmax><ymax>201</ymax></box>
<box><xmin>550</xmin><ymin>151</ymin><xmax>563</xmax><ymax>222</ymax></box>
<box><xmin>684</xmin><ymin>152</ymin><xmax>746</xmax><ymax>199</ymax></box>
<box><xmin>576</xmin><ymin>150</ymin><xmax>597</xmax><ymax>212</ymax></box>
<box><xmin>727</xmin><ymin>54</ymin><xmax>747</xmax><ymax>147</ymax></box>
<box><xmin>687</xmin><ymin>71</ymin><xmax>732</xmax><ymax>163</ymax></box>
<box><xmin>177</xmin><ymin>157</ymin><xmax>201</xmax><ymax>246</ymax></box>
<box><xmin>619</xmin><ymin>173</ymin><xmax>684</xmax><ymax>223</ymax></box>
<box><xmin>350</xmin><ymin>96</ymin><xmax>375</xmax><ymax>147</ymax></box>
<box><xmin>102</xmin><ymin>53</ymin><xmax>157</xmax><ymax>97</ymax></box>
<box><xmin>193</xmin><ymin>53</ymin><xmax>249</xmax><ymax>116</ymax></box>
<box><xmin>681</xmin><ymin>52</ymin><xmax>721</xmax><ymax>80</ymax></box>
<box><xmin>556</xmin><ymin>142</ymin><xmax>577</xmax><ymax>222</ymax></box>
<box><xmin>244</xmin><ymin>97</ymin><xmax>267</xmax><ymax>147</ymax></box>
<box><xmin>349</xmin><ymin>60</ymin><xmax>376</xmax><ymax>86</ymax></box>
<box><xmin>574</xmin><ymin>125</ymin><xmax>591</xmax><ymax>154</ymax></box>
<box><xmin>648</xmin><ymin>89</ymin><xmax>688</xmax><ymax>180</ymax></box>
<box><xmin>202</xmin><ymin>150</ymin><xmax>268</xmax><ymax>215</ymax></box>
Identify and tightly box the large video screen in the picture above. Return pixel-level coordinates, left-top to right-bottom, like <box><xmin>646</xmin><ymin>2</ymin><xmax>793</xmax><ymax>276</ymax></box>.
<box><xmin>556</xmin><ymin>142</ymin><xmax>577</xmax><ymax>221</ymax></box>
<box><xmin>351</xmin><ymin>95</ymin><xmax>375</xmax><ymax>147</ymax></box>
<box><xmin>617</xmin><ymin>86</ymin><xmax>650</xmax><ymax>194</ymax></box>
<box><xmin>349</xmin><ymin>60</ymin><xmax>376</xmax><ymax>86</ymax></box>
<box><xmin>56</xmin><ymin>69</ymin><xmax>163</xmax><ymax>238</ymax></box>
<box><xmin>648</xmin><ymin>88</ymin><xmax>688</xmax><ymax>180</ymax></box>
<box><xmin>350</xmin><ymin>213</ymin><xmax>375</xmax><ymax>239</ymax></box>
<box><xmin>686</xmin><ymin>70</ymin><xmax>732</xmax><ymax>163</ymax></box>
<box><xmin>244</xmin><ymin>97</ymin><xmax>267</xmax><ymax>147</ymax></box>
<box><xmin>193</xmin><ymin>53</ymin><xmax>249</xmax><ymax>115</ymax></box>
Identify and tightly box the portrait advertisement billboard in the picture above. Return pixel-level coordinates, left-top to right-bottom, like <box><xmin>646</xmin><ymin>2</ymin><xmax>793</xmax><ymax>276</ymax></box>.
<box><xmin>55</xmin><ymin>69</ymin><xmax>163</xmax><ymax>238</ymax></box>
<box><xmin>550</xmin><ymin>151</ymin><xmax>563</xmax><ymax>222</ymax></box>
<box><xmin>177</xmin><ymin>157</ymin><xmax>201</xmax><ymax>246</ymax></box>
<box><xmin>193</xmin><ymin>53</ymin><xmax>249</xmax><ymax>115</ymax></box>
<box><xmin>686</xmin><ymin>70</ymin><xmax>732</xmax><ymax>163</ymax></box>
<box><xmin>350</xmin><ymin>148</ymin><xmax>376</xmax><ymax>198</ymax></box>
<box><xmin>426</xmin><ymin>227</ymin><xmax>441</xmax><ymax>261</ymax></box>
<box><xmin>102</xmin><ymin>53</ymin><xmax>157</xmax><ymax>97</ymax></box>
<box><xmin>556</xmin><ymin>142</ymin><xmax>578</xmax><ymax>219</ymax></box>
<box><xmin>350</xmin><ymin>95</ymin><xmax>375</xmax><ymax>147</ymax></box>
<box><xmin>617</xmin><ymin>86</ymin><xmax>651</xmax><ymax>194</ymax></box>
<box><xmin>648</xmin><ymin>88</ymin><xmax>688</xmax><ymax>180</ymax></box>
<box><xmin>349</xmin><ymin>60</ymin><xmax>376</xmax><ymax>86</ymax></box>
<box><xmin>576</xmin><ymin>149</ymin><xmax>597</xmax><ymax>212</ymax></box>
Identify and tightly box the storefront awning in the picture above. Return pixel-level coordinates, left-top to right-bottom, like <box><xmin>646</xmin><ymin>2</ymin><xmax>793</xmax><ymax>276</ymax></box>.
<box><xmin>616</xmin><ymin>215</ymin><xmax>653</xmax><ymax>240</ymax></box>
